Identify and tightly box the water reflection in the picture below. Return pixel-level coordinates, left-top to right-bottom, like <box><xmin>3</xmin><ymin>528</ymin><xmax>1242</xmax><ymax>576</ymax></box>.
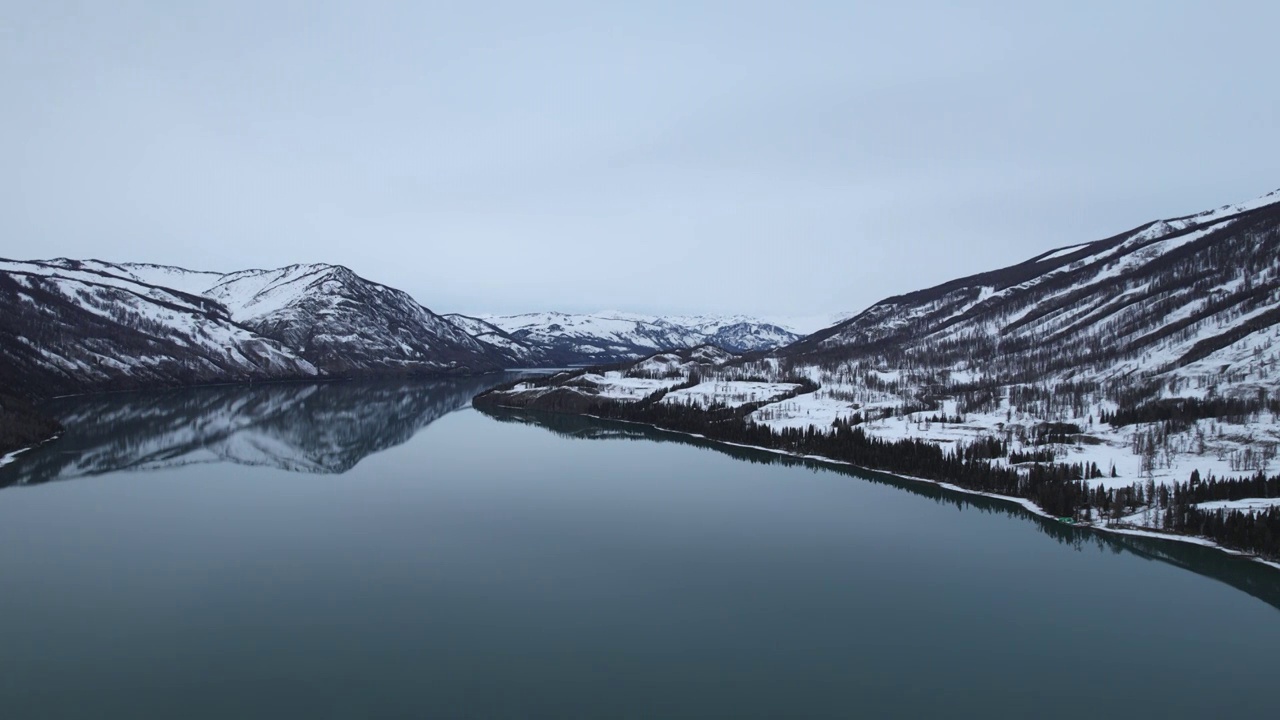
<box><xmin>4</xmin><ymin>381</ymin><xmax>1276</xmax><ymax>615</ymax></box>
<box><xmin>481</xmin><ymin>406</ymin><xmax>1280</xmax><ymax>613</ymax></box>
<box><xmin>1</xmin><ymin>373</ymin><xmax>523</xmax><ymax>487</ymax></box>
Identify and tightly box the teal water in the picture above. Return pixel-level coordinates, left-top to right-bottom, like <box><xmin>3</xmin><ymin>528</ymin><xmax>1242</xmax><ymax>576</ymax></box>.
<box><xmin>0</xmin><ymin>377</ymin><xmax>1277</xmax><ymax>718</ymax></box>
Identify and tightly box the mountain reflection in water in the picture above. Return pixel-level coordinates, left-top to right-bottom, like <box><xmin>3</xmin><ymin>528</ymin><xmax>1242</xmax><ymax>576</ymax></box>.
<box><xmin>2</xmin><ymin>378</ymin><xmax>1275</xmax><ymax>617</ymax></box>
<box><xmin>1</xmin><ymin>373</ymin><xmax>525</xmax><ymax>487</ymax></box>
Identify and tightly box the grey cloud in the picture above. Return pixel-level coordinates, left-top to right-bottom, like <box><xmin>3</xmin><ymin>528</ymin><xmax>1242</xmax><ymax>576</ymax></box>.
<box><xmin>3</xmin><ymin>1</ymin><xmax>1277</xmax><ymax>317</ymax></box>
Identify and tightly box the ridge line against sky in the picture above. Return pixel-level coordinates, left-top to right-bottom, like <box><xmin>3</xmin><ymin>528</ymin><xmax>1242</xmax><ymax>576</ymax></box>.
<box><xmin>4</xmin><ymin>1</ymin><xmax>1278</xmax><ymax>317</ymax></box>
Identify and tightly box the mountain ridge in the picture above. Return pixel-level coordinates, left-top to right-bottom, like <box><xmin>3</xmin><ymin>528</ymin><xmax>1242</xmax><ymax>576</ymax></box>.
<box><xmin>0</xmin><ymin>259</ymin><xmax>809</xmax><ymax>400</ymax></box>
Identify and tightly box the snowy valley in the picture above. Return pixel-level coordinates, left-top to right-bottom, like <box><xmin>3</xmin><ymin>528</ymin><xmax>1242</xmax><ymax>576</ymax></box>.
<box><xmin>6</xmin><ymin>187</ymin><xmax>1280</xmax><ymax>562</ymax></box>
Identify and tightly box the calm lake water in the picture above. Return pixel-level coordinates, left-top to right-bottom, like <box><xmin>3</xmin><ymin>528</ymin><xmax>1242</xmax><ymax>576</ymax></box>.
<box><xmin>1</xmin><ymin>375</ymin><xmax>1278</xmax><ymax>719</ymax></box>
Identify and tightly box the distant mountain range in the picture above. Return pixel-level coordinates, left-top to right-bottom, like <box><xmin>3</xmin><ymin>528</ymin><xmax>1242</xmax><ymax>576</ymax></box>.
<box><xmin>0</xmin><ymin>258</ymin><xmax>809</xmax><ymax>398</ymax></box>
<box><xmin>448</xmin><ymin>311</ymin><xmax>802</xmax><ymax>366</ymax></box>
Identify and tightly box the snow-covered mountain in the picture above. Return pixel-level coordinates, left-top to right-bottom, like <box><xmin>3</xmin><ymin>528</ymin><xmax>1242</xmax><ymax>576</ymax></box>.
<box><xmin>0</xmin><ymin>259</ymin><xmax>503</xmax><ymax>397</ymax></box>
<box><xmin>441</xmin><ymin>313</ymin><xmax>552</xmax><ymax>367</ymax></box>
<box><xmin>763</xmin><ymin>188</ymin><xmax>1280</xmax><ymax>487</ymax></box>
<box><xmin>124</xmin><ymin>261</ymin><xmax>497</xmax><ymax>374</ymax></box>
<box><xmin>785</xmin><ymin>188</ymin><xmax>1280</xmax><ymax>388</ymax></box>
<box><xmin>469</xmin><ymin>311</ymin><xmax>802</xmax><ymax>365</ymax></box>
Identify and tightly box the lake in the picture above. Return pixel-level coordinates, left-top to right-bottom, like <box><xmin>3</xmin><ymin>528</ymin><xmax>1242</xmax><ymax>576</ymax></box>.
<box><xmin>1</xmin><ymin>375</ymin><xmax>1277</xmax><ymax>718</ymax></box>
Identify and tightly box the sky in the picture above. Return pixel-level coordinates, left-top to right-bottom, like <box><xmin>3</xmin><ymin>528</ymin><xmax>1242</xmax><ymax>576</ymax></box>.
<box><xmin>3</xmin><ymin>1</ymin><xmax>1278</xmax><ymax>320</ymax></box>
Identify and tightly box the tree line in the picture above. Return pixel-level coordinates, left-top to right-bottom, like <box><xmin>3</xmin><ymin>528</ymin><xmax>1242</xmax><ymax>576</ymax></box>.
<box><xmin>577</xmin><ymin>391</ymin><xmax>1280</xmax><ymax>560</ymax></box>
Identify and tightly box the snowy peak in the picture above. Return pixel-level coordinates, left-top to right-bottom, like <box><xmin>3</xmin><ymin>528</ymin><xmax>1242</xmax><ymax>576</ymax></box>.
<box><xmin>192</xmin><ymin>263</ymin><xmax>491</xmax><ymax>373</ymax></box>
<box><xmin>203</xmin><ymin>263</ymin><xmax>355</xmax><ymax>322</ymax></box>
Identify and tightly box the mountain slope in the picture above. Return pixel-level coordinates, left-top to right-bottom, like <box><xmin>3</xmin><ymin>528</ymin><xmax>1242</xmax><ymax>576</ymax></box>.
<box><xmin>0</xmin><ymin>258</ymin><xmax>317</xmax><ymax>398</ymax></box>
<box><xmin>749</xmin><ymin>189</ymin><xmax>1280</xmax><ymax>491</ymax></box>
<box><xmin>785</xmin><ymin>189</ymin><xmax>1280</xmax><ymax>390</ymax></box>
<box><xmin>442</xmin><ymin>314</ymin><xmax>551</xmax><ymax>367</ymax></box>
<box><xmin>0</xmin><ymin>259</ymin><xmax>501</xmax><ymax>398</ymax></box>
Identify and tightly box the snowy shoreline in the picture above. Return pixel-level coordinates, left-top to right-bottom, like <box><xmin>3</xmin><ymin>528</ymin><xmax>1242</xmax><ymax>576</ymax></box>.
<box><xmin>0</xmin><ymin>430</ymin><xmax>65</xmax><ymax>468</ymax></box>
<box><xmin>548</xmin><ymin>409</ymin><xmax>1280</xmax><ymax>573</ymax></box>
<box><xmin>0</xmin><ymin>448</ymin><xmax>29</xmax><ymax>469</ymax></box>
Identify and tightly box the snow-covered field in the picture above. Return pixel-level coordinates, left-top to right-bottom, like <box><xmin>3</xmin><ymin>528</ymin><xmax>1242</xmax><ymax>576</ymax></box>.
<box><xmin>1195</xmin><ymin>497</ymin><xmax>1280</xmax><ymax>513</ymax></box>
<box><xmin>749</xmin><ymin>391</ymin><xmax>862</xmax><ymax>431</ymax></box>
<box><xmin>572</xmin><ymin>371</ymin><xmax>688</xmax><ymax>400</ymax></box>
<box><xmin>662</xmin><ymin>381</ymin><xmax>800</xmax><ymax>409</ymax></box>
<box><xmin>746</xmin><ymin>385</ymin><xmax>1280</xmax><ymax>489</ymax></box>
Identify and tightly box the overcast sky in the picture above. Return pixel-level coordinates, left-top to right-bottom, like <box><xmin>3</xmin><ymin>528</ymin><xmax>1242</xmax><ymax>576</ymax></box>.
<box><xmin>4</xmin><ymin>1</ymin><xmax>1277</xmax><ymax>319</ymax></box>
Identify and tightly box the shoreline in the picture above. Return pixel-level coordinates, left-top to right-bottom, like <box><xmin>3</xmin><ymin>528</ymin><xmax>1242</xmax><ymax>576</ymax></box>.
<box><xmin>0</xmin><ymin>431</ymin><xmax>63</xmax><ymax>469</ymax></box>
<box><xmin>552</xmin><ymin>409</ymin><xmax>1280</xmax><ymax>573</ymax></box>
<box><xmin>0</xmin><ymin>448</ymin><xmax>29</xmax><ymax>468</ymax></box>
